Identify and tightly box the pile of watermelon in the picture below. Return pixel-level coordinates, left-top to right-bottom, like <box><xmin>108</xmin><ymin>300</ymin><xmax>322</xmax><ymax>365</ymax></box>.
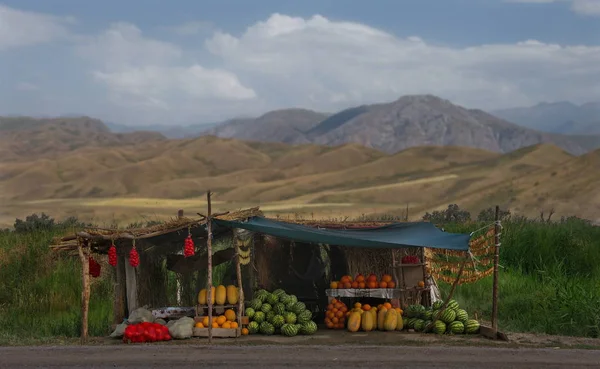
<box><xmin>245</xmin><ymin>288</ymin><xmax>318</xmax><ymax>337</ymax></box>
<box><xmin>404</xmin><ymin>300</ymin><xmax>481</xmax><ymax>335</ymax></box>
<box><xmin>123</xmin><ymin>322</ymin><xmax>172</xmax><ymax>343</ymax></box>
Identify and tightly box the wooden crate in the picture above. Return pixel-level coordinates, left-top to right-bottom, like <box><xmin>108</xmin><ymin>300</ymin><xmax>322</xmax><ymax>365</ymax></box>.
<box><xmin>195</xmin><ymin>316</ymin><xmax>249</xmax><ymax>325</ymax></box>
<box><xmin>192</xmin><ymin>327</ymin><xmax>241</xmax><ymax>338</ymax></box>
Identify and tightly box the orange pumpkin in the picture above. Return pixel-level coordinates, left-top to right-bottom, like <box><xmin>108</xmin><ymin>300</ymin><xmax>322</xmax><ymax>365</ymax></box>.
<box><xmin>379</xmin><ymin>281</ymin><xmax>388</xmax><ymax>288</ymax></box>
<box><xmin>343</xmin><ymin>282</ymin><xmax>352</xmax><ymax>289</ymax></box>
<box><xmin>387</xmin><ymin>281</ymin><xmax>396</xmax><ymax>288</ymax></box>
<box><xmin>358</xmin><ymin>282</ymin><xmax>366</xmax><ymax>289</ymax></box>
<box><xmin>330</xmin><ymin>281</ymin><xmax>339</xmax><ymax>289</ymax></box>
<box><xmin>351</xmin><ymin>281</ymin><xmax>359</xmax><ymax>289</ymax></box>
<box><xmin>367</xmin><ymin>281</ymin><xmax>378</xmax><ymax>289</ymax></box>
<box><xmin>418</xmin><ymin>280</ymin><xmax>425</xmax><ymax>288</ymax></box>
<box><xmin>241</xmin><ymin>327</ymin><xmax>249</xmax><ymax>335</ymax></box>
<box><xmin>383</xmin><ymin>302</ymin><xmax>392</xmax><ymax>310</ymax></box>
<box><xmin>362</xmin><ymin>304</ymin><xmax>371</xmax><ymax>311</ymax></box>
<box><xmin>367</xmin><ymin>274</ymin><xmax>377</xmax><ymax>282</ymax></box>
<box><xmin>355</xmin><ymin>274</ymin><xmax>365</xmax><ymax>283</ymax></box>
<box><xmin>230</xmin><ymin>321</ymin><xmax>239</xmax><ymax>329</ymax></box>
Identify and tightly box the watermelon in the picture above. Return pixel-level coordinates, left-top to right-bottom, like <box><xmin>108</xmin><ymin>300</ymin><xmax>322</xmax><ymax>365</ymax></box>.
<box><xmin>440</xmin><ymin>309</ymin><xmax>457</xmax><ymax>324</ymax></box>
<box><xmin>285</xmin><ymin>312</ymin><xmax>297</xmax><ymax>324</ymax></box>
<box><xmin>271</xmin><ymin>314</ymin><xmax>285</xmax><ymax>328</ymax></box>
<box><xmin>253</xmin><ymin>311</ymin><xmax>265</xmax><ymax>323</ymax></box>
<box><xmin>292</xmin><ymin>302</ymin><xmax>306</xmax><ymax>314</ymax></box>
<box><xmin>285</xmin><ymin>302</ymin><xmax>296</xmax><ymax>311</ymax></box>
<box><xmin>297</xmin><ymin>310</ymin><xmax>312</xmax><ymax>324</ymax></box>
<box><xmin>281</xmin><ymin>323</ymin><xmax>299</xmax><ymax>337</ymax></box>
<box><xmin>272</xmin><ymin>289</ymin><xmax>286</xmax><ymax>296</ymax></box>
<box><xmin>413</xmin><ymin>319</ymin><xmax>425</xmax><ymax>332</ymax></box>
<box><xmin>299</xmin><ymin>321</ymin><xmax>318</xmax><ymax>335</ymax></box>
<box><xmin>279</xmin><ymin>293</ymin><xmax>289</xmax><ymax>303</ymax></box>
<box><xmin>247</xmin><ymin>321</ymin><xmax>259</xmax><ymax>334</ymax></box>
<box><xmin>267</xmin><ymin>293</ymin><xmax>279</xmax><ymax>305</ymax></box>
<box><xmin>432</xmin><ymin>300</ymin><xmax>444</xmax><ymax>310</ymax></box>
<box><xmin>259</xmin><ymin>321</ymin><xmax>275</xmax><ymax>335</ymax></box>
<box><xmin>465</xmin><ymin>319</ymin><xmax>480</xmax><ymax>334</ymax></box>
<box><xmin>447</xmin><ymin>299</ymin><xmax>459</xmax><ymax>311</ymax></box>
<box><xmin>254</xmin><ymin>290</ymin><xmax>269</xmax><ymax>302</ymax></box>
<box><xmin>265</xmin><ymin>311</ymin><xmax>275</xmax><ymax>323</ymax></box>
<box><xmin>431</xmin><ymin>309</ymin><xmax>440</xmax><ymax>320</ymax></box>
<box><xmin>455</xmin><ymin>309</ymin><xmax>468</xmax><ymax>323</ymax></box>
<box><xmin>449</xmin><ymin>321</ymin><xmax>465</xmax><ymax>334</ymax></box>
<box><xmin>288</xmin><ymin>295</ymin><xmax>298</xmax><ymax>304</ymax></box>
<box><xmin>422</xmin><ymin>310</ymin><xmax>433</xmax><ymax>320</ymax></box>
<box><xmin>249</xmin><ymin>298</ymin><xmax>262</xmax><ymax>311</ymax></box>
<box><xmin>433</xmin><ymin>320</ymin><xmax>446</xmax><ymax>334</ymax></box>
<box><xmin>260</xmin><ymin>303</ymin><xmax>272</xmax><ymax>314</ymax></box>
<box><xmin>406</xmin><ymin>317</ymin><xmax>417</xmax><ymax>329</ymax></box>
<box><xmin>274</xmin><ymin>303</ymin><xmax>286</xmax><ymax>315</ymax></box>
<box><xmin>423</xmin><ymin>320</ymin><xmax>433</xmax><ymax>331</ymax></box>
<box><xmin>245</xmin><ymin>307</ymin><xmax>256</xmax><ymax>319</ymax></box>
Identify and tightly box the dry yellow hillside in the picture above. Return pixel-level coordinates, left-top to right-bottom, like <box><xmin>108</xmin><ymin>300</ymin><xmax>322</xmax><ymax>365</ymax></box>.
<box><xmin>1</xmin><ymin>135</ymin><xmax>598</xmax><ymax>227</ymax></box>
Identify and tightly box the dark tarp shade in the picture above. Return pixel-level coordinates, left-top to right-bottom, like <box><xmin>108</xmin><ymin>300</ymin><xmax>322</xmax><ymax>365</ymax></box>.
<box><xmin>213</xmin><ymin>216</ymin><xmax>471</xmax><ymax>251</ymax></box>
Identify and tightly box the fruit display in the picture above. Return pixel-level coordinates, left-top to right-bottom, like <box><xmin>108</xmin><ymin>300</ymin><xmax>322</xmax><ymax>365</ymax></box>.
<box><xmin>330</xmin><ymin>273</ymin><xmax>396</xmax><ymax>289</ymax></box>
<box><xmin>401</xmin><ymin>255</ymin><xmax>420</xmax><ymax>264</ymax></box>
<box><xmin>197</xmin><ymin>285</ymin><xmax>239</xmax><ymax>306</ymax></box>
<box><xmin>246</xmin><ymin>288</ymin><xmax>318</xmax><ymax>337</ymax></box>
<box><xmin>325</xmin><ymin>298</ymin><xmax>348</xmax><ymax>329</ymax></box>
<box><xmin>123</xmin><ymin>322</ymin><xmax>171</xmax><ymax>343</ymax></box>
<box><xmin>403</xmin><ymin>299</ymin><xmax>481</xmax><ymax>335</ymax></box>
<box><xmin>195</xmin><ymin>309</ymin><xmax>240</xmax><ymax>329</ymax></box>
<box><xmin>342</xmin><ymin>301</ymin><xmax>404</xmax><ymax>332</ymax></box>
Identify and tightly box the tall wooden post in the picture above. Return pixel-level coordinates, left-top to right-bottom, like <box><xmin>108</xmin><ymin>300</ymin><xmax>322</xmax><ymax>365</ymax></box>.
<box><xmin>492</xmin><ymin>205</ymin><xmax>501</xmax><ymax>335</ymax></box>
<box><xmin>206</xmin><ymin>191</ymin><xmax>214</xmax><ymax>344</ymax></box>
<box><xmin>235</xmin><ymin>230</ymin><xmax>245</xmax><ymax>333</ymax></box>
<box><xmin>77</xmin><ymin>238</ymin><xmax>91</xmax><ymax>344</ymax></box>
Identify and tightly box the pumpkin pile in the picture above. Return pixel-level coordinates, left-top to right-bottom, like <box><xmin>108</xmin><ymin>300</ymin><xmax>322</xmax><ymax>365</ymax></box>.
<box><xmin>403</xmin><ymin>300</ymin><xmax>481</xmax><ymax>335</ymax></box>
<box><xmin>195</xmin><ymin>309</ymin><xmax>240</xmax><ymax>329</ymax></box>
<box><xmin>123</xmin><ymin>322</ymin><xmax>171</xmax><ymax>343</ymax></box>
<box><xmin>324</xmin><ymin>298</ymin><xmax>348</xmax><ymax>329</ymax></box>
<box><xmin>330</xmin><ymin>273</ymin><xmax>396</xmax><ymax>289</ymax></box>
<box><xmin>346</xmin><ymin>301</ymin><xmax>404</xmax><ymax>332</ymax></box>
<box><xmin>197</xmin><ymin>284</ymin><xmax>239</xmax><ymax>306</ymax></box>
<box><xmin>245</xmin><ymin>288</ymin><xmax>318</xmax><ymax>337</ymax></box>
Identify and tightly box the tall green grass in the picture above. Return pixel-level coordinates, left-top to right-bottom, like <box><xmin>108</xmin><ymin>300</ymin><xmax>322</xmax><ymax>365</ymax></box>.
<box><xmin>1</xmin><ymin>216</ymin><xmax>599</xmax><ymax>340</ymax></box>
<box><xmin>441</xmin><ymin>218</ymin><xmax>600</xmax><ymax>337</ymax></box>
<box><xmin>0</xmin><ymin>227</ymin><xmax>113</xmax><ymax>341</ymax></box>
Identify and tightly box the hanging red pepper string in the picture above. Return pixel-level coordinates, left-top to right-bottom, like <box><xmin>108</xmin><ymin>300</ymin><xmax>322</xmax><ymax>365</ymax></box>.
<box><xmin>108</xmin><ymin>238</ymin><xmax>118</xmax><ymax>267</ymax></box>
<box><xmin>89</xmin><ymin>256</ymin><xmax>101</xmax><ymax>278</ymax></box>
<box><xmin>129</xmin><ymin>239</ymin><xmax>140</xmax><ymax>268</ymax></box>
<box><xmin>183</xmin><ymin>226</ymin><xmax>195</xmax><ymax>258</ymax></box>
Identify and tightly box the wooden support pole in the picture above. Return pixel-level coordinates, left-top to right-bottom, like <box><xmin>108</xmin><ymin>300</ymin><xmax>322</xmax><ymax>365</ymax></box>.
<box><xmin>235</xmin><ymin>230</ymin><xmax>245</xmax><ymax>331</ymax></box>
<box><xmin>206</xmin><ymin>190</ymin><xmax>214</xmax><ymax>344</ymax></box>
<box><xmin>77</xmin><ymin>239</ymin><xmax>91</xmax><ymax>344</ymax></box>
<box><xmin>492</xmin><ymin>205</ymin><xmax>501</xmax><ymax>334</ymax></box>
<box><xmin>424</xmin><ymin>256</ymin><xmax>467</xmax><ymax>333</ymax></box>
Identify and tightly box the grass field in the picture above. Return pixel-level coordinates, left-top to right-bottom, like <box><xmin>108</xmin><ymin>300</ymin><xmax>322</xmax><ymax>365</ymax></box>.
<box><xmin>1</xmin><ymin>213</ymin><xmax>599</xmax><ymax>345</ymax></box>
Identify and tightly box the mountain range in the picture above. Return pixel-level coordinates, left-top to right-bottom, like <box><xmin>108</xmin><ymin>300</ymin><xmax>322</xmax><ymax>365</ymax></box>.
<box><xmin>1</xmin><ymin>98</ymin><xmax>599</xmax><ymax>227</ymax></box>
<box><xmin>492</xmin><ymin>101</ymin><xmax>600</xmax><ymax>135</ymax></box>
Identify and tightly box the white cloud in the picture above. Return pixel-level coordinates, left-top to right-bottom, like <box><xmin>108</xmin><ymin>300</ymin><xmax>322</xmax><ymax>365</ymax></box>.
<box><xmin>76</xmin><ymin>23</ymin><xmax>256</xmax><ymax>113</ymax></box>
<box><xmin>205</xmin><ymin>13</ymin><xmax>600</xmax><ymax>111</ymax></box>
<box><xmin>0</xmin><ymin>4</ymin><xmax>74</xmax><ymax>50</ymax></box>
<box><xmin>507</xmin><ymin>0</ymin><xmax>600</xmax><ymax>16</ymax></box>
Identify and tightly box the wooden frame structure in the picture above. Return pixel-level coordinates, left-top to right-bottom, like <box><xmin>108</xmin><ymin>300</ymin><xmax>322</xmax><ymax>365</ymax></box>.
<box><xmin>52</xmin><ymin>198</ymin><xmax>505</xmax><ymax>343</ymax></box>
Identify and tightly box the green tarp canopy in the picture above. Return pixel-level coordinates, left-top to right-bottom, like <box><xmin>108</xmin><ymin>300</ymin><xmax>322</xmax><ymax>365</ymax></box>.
<box><xmin>213</xmin><ymin>216</ymin><xmax>471</xmax><ymax>251</ymax></box>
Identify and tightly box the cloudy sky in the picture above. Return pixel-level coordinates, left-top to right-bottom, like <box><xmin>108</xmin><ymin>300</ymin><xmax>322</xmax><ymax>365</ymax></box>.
<box><xmin>1</xmin><ymin>0</ymin><xmax>599</xmax><ymax>126</ymax></box>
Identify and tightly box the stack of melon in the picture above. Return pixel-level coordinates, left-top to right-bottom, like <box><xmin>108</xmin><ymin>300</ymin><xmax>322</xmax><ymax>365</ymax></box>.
<box><xmin>195</xmin><ymin>309</ymin><xmax>240</xmax><ymax>329</ymax></box>
<box><xmin>245</xmin><ymin>288</ymin><xmax>318</xmax><ymax>337</ymax></box>
<box><xmin>198</xmin><ymin>284</ymin><xmax>239</xmax><ymax>306</ymax></box>
<box><xmin>403</xmin><ymin>300</ymin><xmax>480</xmax><ymax>335</ymax></box>
<box><xmin>346</xmin><ymin>302</ymin><xmax>404</xmax><ymax>332</ymax></box>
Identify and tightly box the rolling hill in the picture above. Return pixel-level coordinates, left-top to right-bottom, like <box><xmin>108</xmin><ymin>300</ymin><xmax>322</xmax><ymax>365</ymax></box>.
<box><xmin>204</xmin><ymin>95</ymin><xmax>600</xmax><ymax>155</ymax></box>
<box><xmin>1</xmin><ymin>116</ymin><xmax>599</xmax><ymax>227</ymax></box>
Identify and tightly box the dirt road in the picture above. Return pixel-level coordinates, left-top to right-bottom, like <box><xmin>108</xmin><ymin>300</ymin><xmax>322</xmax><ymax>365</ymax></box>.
<box><xmin>1</xmin><ymin>344</ymin><xmax>599</xmax><ymax>368</ymax></box>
